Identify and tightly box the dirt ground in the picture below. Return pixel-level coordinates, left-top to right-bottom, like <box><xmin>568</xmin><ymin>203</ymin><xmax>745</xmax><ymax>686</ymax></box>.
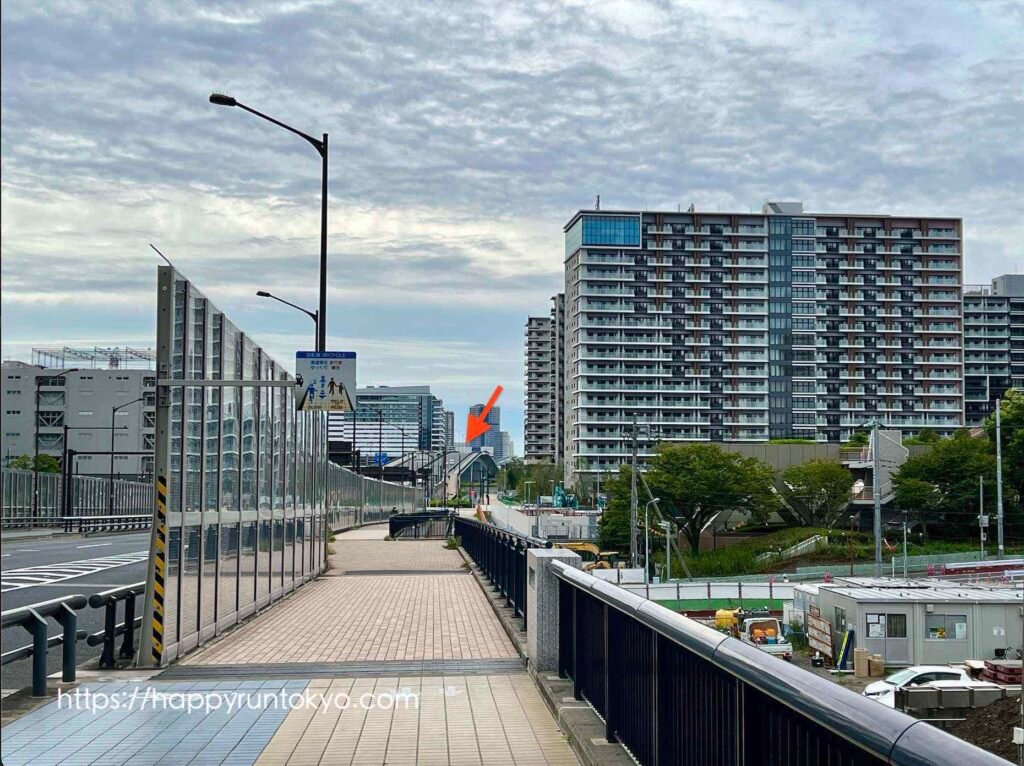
<box><xmin>790</xmin><ymin>649</ymin><xmax>874</xmax><ymax>693</ymax></box>
<box><xmin>947</xmin><ymin>696</ymin><xmax>1022</xmax><ymax>762</ymax></box>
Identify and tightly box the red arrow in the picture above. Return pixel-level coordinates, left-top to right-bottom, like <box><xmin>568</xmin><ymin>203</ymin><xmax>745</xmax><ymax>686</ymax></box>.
<box><xmin>466</xmin><ymin>385</ymin><xmax>503</xmax><ymax>443</ymax></box>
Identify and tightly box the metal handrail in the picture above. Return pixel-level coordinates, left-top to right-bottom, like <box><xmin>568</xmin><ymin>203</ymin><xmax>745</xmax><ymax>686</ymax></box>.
<box><xmin>87</xmin><ymin>581</ymin><xmax>146</xmax><ymax>667</ymax></box>
<box><xmin>1</xmin><ymin>594</ymin><xmax>88</xmax><ymax>695</ymax></box>
<box><xmin>551</xmin><ymin>559</ymin><xmax>1006</xmax><ymax>765</ymax></box>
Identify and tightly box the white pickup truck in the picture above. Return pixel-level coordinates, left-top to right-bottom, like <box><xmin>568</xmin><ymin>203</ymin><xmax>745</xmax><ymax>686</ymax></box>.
<box><xmin>739</xmin><ymin>617</ymin><xmax>793</xmax><ymax>662</ymax></box>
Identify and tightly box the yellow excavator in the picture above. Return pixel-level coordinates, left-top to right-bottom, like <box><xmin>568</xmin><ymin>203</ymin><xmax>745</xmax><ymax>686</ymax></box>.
<box><xmin>552</xmin><ymin>542</ymin><xmax>622</xmax><ymax>571</ymax></box>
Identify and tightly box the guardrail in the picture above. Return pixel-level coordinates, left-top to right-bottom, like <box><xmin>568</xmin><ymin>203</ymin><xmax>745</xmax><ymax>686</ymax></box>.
<box><xmin>62</xmin><ymin>515</ymin><xmax>150</xmax><ymax>534</ymax></box>
<box><xmin>1</xmin><ymin>594</ymin><xmax>88</xmax><ymax>696</ymax></box>
<box><xmin>551</xmin><ymin>559</ymin><xmax>1006</xmax><ymax>766</ymax></box>
<box><xmin>86</xmin><ymin>582</ymin><xmax>146</xmax><ymax>668</ymax></box>
<box><xmin>2</xmin><ymin>468</ymin><xmax>153</xmax><ymax>527</ymax></box>
<box><xmin>454</xmin><ymin>516</ymin><xmax>550</xmax><ymax>631</ymax></box>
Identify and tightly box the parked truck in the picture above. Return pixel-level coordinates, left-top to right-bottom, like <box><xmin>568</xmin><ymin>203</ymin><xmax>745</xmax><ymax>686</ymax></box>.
<box><xmin>715</xmin><ymin>609</ymin><xmax>793</xmax><ymax>662</ymax></box>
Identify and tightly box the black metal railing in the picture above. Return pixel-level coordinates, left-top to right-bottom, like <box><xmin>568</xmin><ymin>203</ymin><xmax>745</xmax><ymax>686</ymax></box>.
<box><xmin>1</xmin><ymin>594</ymin><xmax>88</xmax><ymax>695</ymax></box>
<box><xmin>552</xmin><ymin>561</ymin><xmax>1006</xmax><ymax>766</ymax></box>
<box><xmin>389</xmin><ymin>511</ymin><xmax>451</xmax><ymax>539</ymax></box>
<box><xmin>86</xmin><ymin>581</ymin><xmax>145</xmax><ymax>668</ymax></box>
<box><xmin>454</xmin><ymin>516</ymin><xmax>550</xmax><ymax>631</ymax></box>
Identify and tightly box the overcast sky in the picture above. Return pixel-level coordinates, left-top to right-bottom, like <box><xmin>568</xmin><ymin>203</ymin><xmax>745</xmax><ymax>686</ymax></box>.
<box><xmin>2</xmin><ymin>0</ymin><xmax>1022</xmax><ymax>449</ymax></box>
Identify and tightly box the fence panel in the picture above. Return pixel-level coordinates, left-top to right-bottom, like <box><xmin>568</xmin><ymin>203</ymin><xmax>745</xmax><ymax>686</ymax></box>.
<box><xmin>2</xmin><ymin>469</ymin><xmax>153</xmax><ymax>527</ymax></box>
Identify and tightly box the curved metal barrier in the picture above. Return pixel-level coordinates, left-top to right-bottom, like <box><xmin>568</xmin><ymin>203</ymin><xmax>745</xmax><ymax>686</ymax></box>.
<box><xmin>453</xmin><ymin>516</ymin><xmax>550</xmax><ymax>630</ymax></box>
<box><xmin>389</xmin><ymin>511</ymin><xmax>451</xmax><ymax>539</ymax></box>
<box><xmin>1</xmin><ymin>594</ymin><xmax>88</xmax><ymax>695</ymax></box>
<box><xmin>551</xmin><ymin>559</ymin><xmax>1007</xmax><ymax>766</ymax></box>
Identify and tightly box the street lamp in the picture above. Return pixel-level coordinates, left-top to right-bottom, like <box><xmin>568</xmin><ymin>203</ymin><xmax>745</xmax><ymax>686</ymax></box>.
<box><xmin>645</xmin><ymin>498</ymin><xmax>660</xmax><ymax>584</ymax></box>
<box><xmin>33</xmin><ymin>368</ymin><xmax>80</xmax><ymax>519</ymax></box>
<box><xmin>210</xmin><ymin>93</ymin><xmax>328</xmax><ymax>352</ymax></box>
<box><xmin>256</xmin><ymin>291</ymin><xmax>318</xmax><ymax>349</ymax></box>
<box><xmin>109</xmin><ymin>397</ymin><xmax>145</xmax><ymax>514</ymax></box>
<box><xmin>659</xmin><ymin>520</ymin><xmax>672</xmax><ymax>581</ymax></box>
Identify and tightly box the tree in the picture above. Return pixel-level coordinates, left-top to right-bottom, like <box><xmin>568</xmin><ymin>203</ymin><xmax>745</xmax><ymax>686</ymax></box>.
<box><xmin>904</xmin><ymin>428</ymin><xmax>941</xmax><ymax>446</ymax></box>
<box><xmin>892</xmin><ymin>430</ymin><xmax>996</xmax><ymax>537</ymax></box>
<box><xmin>844</xmin><ymin>432</ymin><xmax>869</xmax><ymax>447</ymax></box>
<box><xmin>779</xmin><ymin>459</ymin><xmax>854</xmax><ymax>527</ymax></box>
<box><xmin>9</xmin><ymin>454</ymin><xmax>61</xmax><ymax>473</ymax></box>
<box><xmin>597</xmin><ymin>465</ymin><xmax>632</xmax><ymax>551</ymax></box>
<box><xmin>645</xmin><ymin>443</ymin><xmax>777</xmax><ymax>555</ymax></box>
<box><xmin>496</xmin><ymin>458</ymin><xmax>525</xmax><ymax>492</ymax></box>
<box><xmin>985</xmin><ymin>390</ymin><xmax>1024</xmax><ymax>514</ymax></box>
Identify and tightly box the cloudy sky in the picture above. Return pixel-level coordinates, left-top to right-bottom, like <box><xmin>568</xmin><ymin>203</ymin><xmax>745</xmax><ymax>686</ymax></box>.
<box><xmin>2</xmin><ymin>0</ymin><xmax>1022</xmax><ymax>448</ymax></box>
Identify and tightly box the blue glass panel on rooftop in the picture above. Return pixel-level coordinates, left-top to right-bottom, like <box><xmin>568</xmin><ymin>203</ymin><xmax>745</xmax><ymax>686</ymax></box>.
<box><xmin>582</xmin><ymin>215</ymin><xmax>641</xmax><ymax>247</ymax></box>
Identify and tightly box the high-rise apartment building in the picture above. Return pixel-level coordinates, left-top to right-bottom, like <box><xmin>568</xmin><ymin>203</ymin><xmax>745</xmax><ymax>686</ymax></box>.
<box><xmin>562</xmin><ymin>203</ymin><xmax>964</xmax><ymax>485</ymax></box>
<box><xmin>524</xmin><ymin>294</ymin><xmax>565</xmax><ymax>463</ymax></box>
<box><xmin>444</xmin><ymin>409</ymin><xmax>455</xmax><ymax>449</ymax></box>
<box><xmin>2</xmin><ymin>358</ymin><xmax>157</xmax><ymax>480</ymax></box>
<box><xmin>963</xmin><ymin>274</ymin><xmax>1024</xmax><ymax>426</ymax></box>
<box><xmin>468</xmin><ymin>403</ymin><xmax>501</xmax><ymax>453</ymax></box>
<box><xmin>328</xmin><ymin>385</ymin><xmax>445</xmax><ymax>466</ymax></box>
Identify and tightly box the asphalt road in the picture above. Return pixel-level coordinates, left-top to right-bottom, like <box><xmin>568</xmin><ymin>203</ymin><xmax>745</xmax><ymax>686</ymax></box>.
<box><xmin>1</xmin><ymin>531</ymin><xmax>151</xmax><ymax>692</ymax></box>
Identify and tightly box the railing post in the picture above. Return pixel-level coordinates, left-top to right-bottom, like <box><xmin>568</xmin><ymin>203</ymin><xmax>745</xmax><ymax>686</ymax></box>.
<box><xmin>603</xmin><ymin>603</ymin><xmax>616</xmax><ymax>743</ymax></box>
<box><xmin>572</xmin><ymin>587</ymin><xmax>582</xmax><ymax>700</ymax></box>
<box><xmin>28</xmin><ymin>610</ymin><xmax>48</xmax><ymax>696</ymax></box>
<box><xmin>651</xmin><ymin>628</ymin><xmax>659</xmax><ymax>766</ymax></box>
<box><xmin>99</xmin><ymin>600</ymin><xmax>117</xmax><ymax>668</ymax></box>
<box><xmin>56</xmin><ymin>603</ymin><xmax>78</xmax><ymax>682</ymax></box>
<box><xmin>120</xmin><ymin>593</ymin><xmax>137</xmax><ymax>659</ymax></box>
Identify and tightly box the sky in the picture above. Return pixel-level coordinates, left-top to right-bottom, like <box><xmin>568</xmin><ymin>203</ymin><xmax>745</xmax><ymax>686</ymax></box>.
<box><xmin>2</xmin><ymin>0</ymin><xmax>1023</xmax><ymax>450</ymax></box>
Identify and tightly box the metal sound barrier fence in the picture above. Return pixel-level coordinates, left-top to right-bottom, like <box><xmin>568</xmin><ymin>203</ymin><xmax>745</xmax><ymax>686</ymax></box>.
<box><xmin>2</xmin><ymin>468</ymin><xmax>153</xmax><ymax>526</ymax></box>
<box><xmin>140</xmin><ymin>266</ymin><xmax>418</xmax><ymax>666</ymax></box>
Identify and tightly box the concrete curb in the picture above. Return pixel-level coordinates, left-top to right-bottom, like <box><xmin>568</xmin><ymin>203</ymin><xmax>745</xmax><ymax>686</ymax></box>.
<box><xmin>459</xmin><ymin>545</ymin><xmax>633</xmax><ymax>766</ymax></box>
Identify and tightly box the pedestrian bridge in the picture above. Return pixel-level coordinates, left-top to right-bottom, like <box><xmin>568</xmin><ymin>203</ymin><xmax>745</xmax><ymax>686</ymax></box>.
<box><xmin>0</xmin><ymin>516</ymin><xmax>1007</xmax><ymax>766</ymax></box>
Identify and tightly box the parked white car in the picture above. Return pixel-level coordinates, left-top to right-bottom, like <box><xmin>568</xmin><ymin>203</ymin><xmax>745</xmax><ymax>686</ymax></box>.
<box><xmin>862</xmin><ymin>666</ymin><xmax>989</xmax><ymax>707</ymax></box>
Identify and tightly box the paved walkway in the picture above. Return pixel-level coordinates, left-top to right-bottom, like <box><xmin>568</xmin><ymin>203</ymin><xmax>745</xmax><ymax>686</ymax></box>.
<box><xmin>1</xmin><ymin>527</ymin><xmax>579</xmax><ymax>766</ymax></box>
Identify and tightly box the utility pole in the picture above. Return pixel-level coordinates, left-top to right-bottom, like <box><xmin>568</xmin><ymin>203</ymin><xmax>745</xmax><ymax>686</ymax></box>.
<box><xmin>979</xmin><ymin>475</ymin><xmax>987</xmax><ymax>559</ymax></box>
<box><xmin>995</xmin><ymin>399</ymin><xmax>1005</xmax><ymax>559</ymax></box>
<box><xmin>629</xmin><ymin>414</ymin><xmax>639</xmax><ymax>569</ymax></box>
<box><xmin>901</xmin><ymin>512</ymin><xmax>908</xmax><ymax>580</ymax></box>
<box><xmin>871</xmin><ymin>421</ymin><xmax>882</xmax><ymax>577</ymax></box>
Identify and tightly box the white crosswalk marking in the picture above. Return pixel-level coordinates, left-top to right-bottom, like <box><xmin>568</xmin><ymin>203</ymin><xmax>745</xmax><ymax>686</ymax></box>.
<box><xmin>0</xmin><ymin>551</ymin><xmax>150</xmax><ymax>592</ymax></box>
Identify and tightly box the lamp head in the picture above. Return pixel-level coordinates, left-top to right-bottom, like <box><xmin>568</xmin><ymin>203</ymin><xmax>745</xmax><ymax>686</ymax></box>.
<box><xmin>256</xmin><ymin>290</ymin><xmax>271</xmax><ymax>297</ymax></box>
<box><xmin>209</xmin><ymin>93</ymin><xmax>237</xmax><ymax>107</ymax></box>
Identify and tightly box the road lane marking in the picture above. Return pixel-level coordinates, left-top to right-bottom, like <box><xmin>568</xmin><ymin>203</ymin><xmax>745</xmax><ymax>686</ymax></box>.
<box><xmin>76</xmin><ymin>543</ymin><xmax>113</xmax><ymax>549</ymax></box>
<box><xmin>0</xmin><ymin>551</ymin><xmax>150</xmax><ymax>592</ymax></box>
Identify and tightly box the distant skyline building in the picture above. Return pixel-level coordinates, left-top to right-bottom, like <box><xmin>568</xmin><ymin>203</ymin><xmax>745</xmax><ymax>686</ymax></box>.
<box><xmin>524</xmin><ymin>294</ymin><xmax>565</xmax><ymax>464</ymax></box>
<box><xmin>560</xmin><ymin>202</ymin><xmax>967</xmax><ymax>486</ymax></box>
<box><xmin>963</xmin><ymin>273</ymin><xmax>1024</xmax><ymax>426</ymax></box>
<box><xmin>468</xmin><ymin>402</ymin><xmax>505</xmax><ymax>459</ymax></box>
<box><xmin>444</xmin><ymin>410</ymin><xmax>455</xmax><ymax>448</ymax></box>
<box><xmin>328</xmin><ymin>385</ymin><xmax>446</xmax><ymax>466</ymax></box>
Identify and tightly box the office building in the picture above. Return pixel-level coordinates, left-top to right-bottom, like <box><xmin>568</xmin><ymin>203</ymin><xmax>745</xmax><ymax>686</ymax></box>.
<box><xmin>2</xmin><ymin>351</ymin><xmax>157</xmax><ymax>480</ymax></box>
<box><xmin>963</xmin><ymin>274</ymin><xmax>1024</xmax><ymax>426</ymax></box>
<box><xmin>562</xmin><ymin>203</ymin><xmax>964</xmax><ymax>485</ymax></box>
<box><xmin>524</xmin><ymin>293</ymin><xmax>565</xmax><ymax>463</ymax></box>
<box><xmin>500</xmin><ymin>431</ymin><xmax>514</xmax><ymax>463</ymax></box>
<box><xmin>328</xmin><ymin>385</ymin><xmax>445</xmax><ymax>466</ymax></box>
<box><xmin>468</xmin><ymin>402</ymin><xmax>505</xmax><ymax>459</ymax></box>
<box><xmin>444</xmin><ymin>409</ymin><xmax>455</xmax><ymax>449</ymax></box>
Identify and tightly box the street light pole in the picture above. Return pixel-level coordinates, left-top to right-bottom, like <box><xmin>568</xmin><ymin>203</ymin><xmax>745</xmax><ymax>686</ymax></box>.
<box><xmin>256</xmin><ymin>291</ymin><xmax>318</xmax><ymax>349</ymax></box>
<box><xmin>210</xmin><ymin>94</ymin><xmax>328</xmax><ymax>351</ymax></box>
<box><xmin>645</xmin><ymin>498</ymin><xmax>660</xmax><ymax>584</ymax></box>
<box><xmin>109</xmin><ymin>397</ymin><xmax>144</xmax><ymax>515</ymax></box>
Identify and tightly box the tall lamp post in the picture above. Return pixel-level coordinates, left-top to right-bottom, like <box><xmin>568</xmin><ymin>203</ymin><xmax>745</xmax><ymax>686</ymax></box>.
<box><xmin>210</xmin><ymin>93</ymin><xmax>328</xmax><ymax>352</ymax></box>
<box><xmin>33</xmin><ymin>368</ymin><xmax>79</xmax><ymax>519</ymax></box>
<box><xmin>109</xmin><ymin>397</ymin><xmax>144</xmax><ymax>514</ymax></box>
<box><xmin>644</xmin><ymin>498</ymin><xmax>660</xmax><ymax>584</ymax></box>
<box><xmin>256</xmin><ymin>291</ymin><xmax>318</xmax><ymax>349</ymax></box>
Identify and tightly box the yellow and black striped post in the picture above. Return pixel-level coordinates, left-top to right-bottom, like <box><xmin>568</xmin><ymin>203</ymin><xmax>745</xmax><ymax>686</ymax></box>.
<box><xmin>149</xmin><ymin>474</ymin><xmax>169</xmax><ymax>665</ymax></box>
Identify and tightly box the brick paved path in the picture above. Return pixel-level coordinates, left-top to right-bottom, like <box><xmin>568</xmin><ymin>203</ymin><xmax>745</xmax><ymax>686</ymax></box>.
<box><xmin>1</xmin><ymin>535</ymin><xmax>579</xmax><ymax>765</ymax></box>
<box><xmin>182</xmin><ymin>575</ymin><xmax>517</xmax><ymax>665</ymax></box>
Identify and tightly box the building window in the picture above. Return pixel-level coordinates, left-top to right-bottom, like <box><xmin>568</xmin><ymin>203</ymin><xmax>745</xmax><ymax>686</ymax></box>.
<box><xmin>926</xmin><ymin>614</ymin><xmax>967</xmax><ymax>640</ymax></box>
<box><xmin>142</xmin><ymin>434</ymin><xmax>155</xmax><ymax>450</ymax></box>
<box><xmin>37</xmin><ymin>411</ymin><xmax>64</xmax><ymax>427</ymax></box>
<box><xmin>581</xmin><ymin>215</ymin><xmax>642</xmax><ymax>248</ymax></box>
<box><xmin>78</xmin><ymin>411</ymin><xmax>95</xmax><ymax>417</ymax></box>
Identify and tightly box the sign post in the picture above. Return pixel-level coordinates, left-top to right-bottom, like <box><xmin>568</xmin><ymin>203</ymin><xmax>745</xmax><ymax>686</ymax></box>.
<box><xmin>295</xmin><ymin>352</ymin><xmax>356</xmax><ymax>412</ymax></box>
